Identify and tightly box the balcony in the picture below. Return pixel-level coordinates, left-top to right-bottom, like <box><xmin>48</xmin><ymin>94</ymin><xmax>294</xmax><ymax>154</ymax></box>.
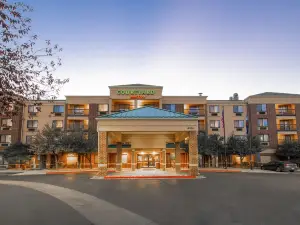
<box><xmin>67</xmin><ymin>124</ymin><xmax>88</xmax><ymax>131</ymax></box>
<box><xmin>68</xmin><ymin>109</ymin><xmax>89</xmax><ymax>116</ymax></box>
<box><xmin>184</xmin><ymin>108</ymin><xmax>205</xmax><ymax>116</ymax></box>
<box><xmin>276</xmin><ymin>109</ymin><xmax>295</xmax><ymax>116</ymax></box>
<box><xmin>277</xmin><ymin>124</ymin><xmax>297</xmax><ymax>131</ymax></box>
<box><xmin>1</xmin><ymin>124</ymin><xmax>12</xmax><ymax>130</ymax></box>
<box><xmin>278</xmin><ymin>138</ymin><xmax>298</xmax><ymax>145</ymax></box>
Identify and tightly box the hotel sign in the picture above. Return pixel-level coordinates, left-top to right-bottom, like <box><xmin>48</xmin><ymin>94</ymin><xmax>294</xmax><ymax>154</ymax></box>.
<box><xmin>117</xmin><ymin>90</ymin><xmax>156</xmax><ymax>95</ymax></box>
<box><xmin>117</xmin><ymin>90</ymin><xmax>156</xmax><ymax>99</ymax></box>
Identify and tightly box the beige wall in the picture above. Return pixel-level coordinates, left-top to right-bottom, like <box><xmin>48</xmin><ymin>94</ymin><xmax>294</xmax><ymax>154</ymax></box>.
<box><xmin>207</xmin><ymin>101</ymin><xmax>247</xmax><ymax>137</ymax></box>
<box><xmin>162</xmin><ymin>96</ymin><xmax>207</xmax><ymax>104</ymax></box>
<box><xmin>66</xmin><ymin>96</ymin><xmax>109</xmax><ymax>104</ymax></box>
<box><xmin>22</xmin><ymin>101</ymin><xmax>65</xmax><ymax>143</ymax></box>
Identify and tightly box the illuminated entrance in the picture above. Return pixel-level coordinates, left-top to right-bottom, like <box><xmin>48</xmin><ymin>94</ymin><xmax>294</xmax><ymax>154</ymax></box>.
<box><xmin>137</xmin><ymin>153</ymin><xmax>160</xmax><ymax>168</ymax></box>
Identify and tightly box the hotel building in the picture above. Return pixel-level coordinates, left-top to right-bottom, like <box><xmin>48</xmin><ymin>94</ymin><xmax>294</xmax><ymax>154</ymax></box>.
<box><xmin>1</xmin><ymin>84</ymin><xmax>300</xmax><ymax>174</ymax></box>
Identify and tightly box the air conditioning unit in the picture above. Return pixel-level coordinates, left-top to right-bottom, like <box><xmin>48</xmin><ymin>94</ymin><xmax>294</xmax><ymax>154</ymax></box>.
<box><xmin>258</xmin><ymin>126</ymin><xmax>268</xmax><ymax>130</ymax></box>
<box><xmin>261</xmin><ymin>142</ymin><xmax>269</xmax><ymax>146</ymax></box>
<box><xmin>236</xmin><ymin>128</ymin><xmax>243</xmax><ymax>131</ymax></box>
<box><xmin>0</xmin><ymin>143</ymin><xmax>10</xmax><ymax>147</ymax></box>
<box><xmin>1</xmin><ymin>127</ymin><xmax>10</xmax><ymax>130</ymax></box>
<box><xmin>54</xmin><ymin>113</ymin><xmax>62</xmax><ymax>116</ymax></box>
<box><xmin>212</xmin><ymin>128</ymin><xmax>219</xmax><ymax>131</ymax></box>
<box><xmin>259</xmin><ymin>111</ymin><xmax>266</xmax><ymax>115</ymax></box>
<box><xmin>28</xmin><ymin>128</ymin><xmax>37</xmax><ymax>132</ymax></box>
<box><xmin>211</xmin><ymin>113</ymin><xmax>218</xmax><ymax>116</ymax></box>
<box><xmin>29</xmin><ymin>112</ymin><xmax>37</xmax><ymax>116</ymax></box>
<box><xmin>235</xmin><ymin>112</ymin><xmax>242</xmax><ymax>116</ymax></box>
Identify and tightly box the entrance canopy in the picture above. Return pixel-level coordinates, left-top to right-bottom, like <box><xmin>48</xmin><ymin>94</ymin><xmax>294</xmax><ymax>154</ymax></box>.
<box><xmin>97</xmin><ymin>106</ymin><xmax>199</xmax><ymax>133</ymax></box>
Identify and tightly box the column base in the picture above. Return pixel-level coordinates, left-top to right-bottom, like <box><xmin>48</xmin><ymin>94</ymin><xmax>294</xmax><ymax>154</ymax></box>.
<box><xmin>189</xmin><ymin>166</ymin><xmax>199</xmax><ymax>176</ymax></box>
<box><xmin>97</xmin><ymin>166</ymin><xmax>108</xmax><ymax>177</ymax></box>
<box><xmin>175</xmin><ymin>163</ymin><xmax>181</xmax><ymax>174</ymax></box>
<box><xmin>116</xmin><ymin>163</ymin><xmax>122</xmax><ymax>172</ymax></box>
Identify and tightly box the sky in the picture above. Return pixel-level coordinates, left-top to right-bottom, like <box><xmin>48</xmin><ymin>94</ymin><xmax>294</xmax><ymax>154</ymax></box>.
<box><xmin>22</xmin><ymin>0</ymin><xmax>300</xmax><ymax>100</ymax></box>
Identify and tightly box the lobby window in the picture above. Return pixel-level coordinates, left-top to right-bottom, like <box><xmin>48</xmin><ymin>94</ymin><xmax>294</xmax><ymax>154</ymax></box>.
<box><xmin>1</xmin><ymin>118</ymin><xmax>12</xmax><ymax>127</ymax></box>
<box><xmin>53</xmin><ymin>105</ymin><xmax>64</xmax><ymax>113</ymax></box>
<box><xmin>257</xmin><ymin>119</ymin><xmax>268</xmax><ymax>128</ymax></box>
<box><xmin>257</xmin><ymin>104</ymin><xmax>267</xmax><ymax>112</ymax></box>
<box><xmin>0</xmin><ymin>135</ymin><xmax>11</xmax><ymax>143</ymax></box>
<box><xmin>258</xmin><ymin>134</ymin><xmax>269</xmax><ymax>142</ymax></box>
<box><xmin>164</xmin><ymin>104</ymin><xmax>176</xmax><ymax>112</ymax></box>
<box><xmin>52</xmin><ymin>120</ymin><xmax>63</xmax><ymax>129</ymax></box>
<box><xmin>98</xmin><ymin>104</ymin><xmax>109</xmax><ymax>115</ymax></box>
<box><xmin>233</xmin><ymin>105</ymin><xmax>243</xmax><ymax>113</ymax></box>
<box><xmin>28</xmin><ymin>105</ymin><xmax>39</xmax><ymax>113</ymax></box>
<box><xmin>27</xmin><ymin>120</ymin><xmax>38</xmax><ymax>128</ymax></box>
<box><xmin>234</xmin><ymin>120</ymin><xmax>244</xmax><ymax>128</ymax></box>
<box><xmin>209</xmin><ymin>105</ymin><xmax>219</xmax><ymax>113</ymax></box>
<box><xmin>26</xmin><ymin>135</ymin><xmax>35</xmax><ymax>144</ymax></box>
<box><xmin>210</xmin><ymin>120</ymin><xmax>220</xmax><ymax>128</ymax></box>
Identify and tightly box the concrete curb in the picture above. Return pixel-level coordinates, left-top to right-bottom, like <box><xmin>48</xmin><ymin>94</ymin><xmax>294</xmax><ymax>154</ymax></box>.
<box><xmin>103</xmin><ymin>175</ymin><xmax>197</xmax><ymax>180</ymax></box>
<box><xmin>199</xmin><ymin>169</ymin><xmax>241</xmax><ymax>173</ymax></box>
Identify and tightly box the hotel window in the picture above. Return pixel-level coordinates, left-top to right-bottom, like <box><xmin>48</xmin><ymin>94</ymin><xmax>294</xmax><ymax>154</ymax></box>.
<box><xmin>233</xmin><ymin>105</ymin><xmax>243</xmax><ymax>113</ymax></box>
<box><xmin>234</xmin><ymin>120</ymin><xmax>244</xmax><ymax>128</ymax></box>
<box><xmin>98</xmin><ymin>104</ymin><xmax>108</xmax><ymax>112</ymax></box>
<box><xmin>164</xmin><ymin>104</ymin><xmax>176</xmax><ymax>112</ymax></box>
<box><xmin>209</xmin><ymin>105</ymin><xmax>219</xmax><ymax>113</ymax></box>
<box><xmin>0</xmin><ymin>135</ymin><xmax>11</xmax><ymax>143</ymax></box>
<box><xmin>53</xmin><ymin>105</ymin><xmax>64</xmax><ymax>113</ymax></box>
<box><xmin>258</xmin><ymin>134</ymin><xmax>269</xmax><ymax>142</ymax></box>
<box><xmin>27</xmin><ymin>120</ymin><xmax>38</xmax><ymax>128</ymax></box>
<box><xmin>257</xmin><ymin>119</ymin><xmax>268</xmax><ymax>127</ymax></box>
<box><xmin>52</xmin><ymin>120</ymin><xmax>63</xmax><ymax>128</ymax></box>
<box><xmin>1</xmin><ymin>118</ymin><xmax>12</xmax><ymax>127</ymax></box>
<box><xmin>28</xmin><ymin>105</ymin><xmax>39</xmax><ymax>113</ymax></box>
<box><xmin>210</xmin><ymin>120</ymin><xmax>220</xmax><ymax>128</ymax></box>
<box><xmin>256</xmin><ymin>104</ymin><xmax>267</xmax><ymax>112</ymax></box>
<box><xmin>26</xmin><ymin>135</ymin><xmax>35</xmax><ymax>144</ymax></box>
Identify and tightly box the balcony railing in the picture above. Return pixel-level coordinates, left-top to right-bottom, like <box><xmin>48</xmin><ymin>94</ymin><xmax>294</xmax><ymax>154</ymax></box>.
<box><xmin>276</xmin><ymin>109</ymin><xmax>296</xmax><ymax>116</ymax></box>
<box><xmin>68</xmin><ymin>109</ymin><xmax>89</xmax><ymax>116</ymax></box>
<box><xmin>67</xmin><ymin>124</ymin><xmax>88</xmax><ymax>131</ymax></box>
<box><xmin>98</xmin><ymin>111</ymin><xmax>109</xmax><ymax>117</ymax></box>
<box><xmin>277</xmin><ymin>124</ymin><xmax>297</xmax><ymax>131</ymax></box>
<box><xmin>111</xmin><ymin>105</ymin><xmax>135</xmax><ymax>113</ymax></box>
<box><xmin>278</xmin><ymin>138</ymin><xmax>298</xmax><ymax>144</ymax></box>
<box><xmin>184</xmin><ymin>108</ymin><xmax>205</xmax><ymax>116</ymax></box>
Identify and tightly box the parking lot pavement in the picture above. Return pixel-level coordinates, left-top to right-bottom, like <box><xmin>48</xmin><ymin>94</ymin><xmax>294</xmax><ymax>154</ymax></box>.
<box><xmin>1</xmin><ymin>173</ymin><xmax>300</xmax><ymax>225</ymax></box>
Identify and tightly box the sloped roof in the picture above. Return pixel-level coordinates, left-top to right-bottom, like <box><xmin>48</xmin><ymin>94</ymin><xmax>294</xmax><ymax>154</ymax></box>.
<box><xmin>98</xmin><ymin>107</ymin><xmax>197</xmax><ymax>119</ymax></box>
<box><xmin>109</xmin><ymin>84</ymin><xmax>163</xmax><ymax>88</ymax></box>
<box><xmin>249</xmin><ymin>92</ymin><xmax>300</xmax><ymax>97</ymax></box>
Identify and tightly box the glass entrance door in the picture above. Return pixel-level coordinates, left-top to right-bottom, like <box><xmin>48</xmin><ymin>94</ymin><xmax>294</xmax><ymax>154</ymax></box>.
<box><xmin>137</xmin><ymin>154</ymin><xmax>159</xmax><ymax>168</ymax></box>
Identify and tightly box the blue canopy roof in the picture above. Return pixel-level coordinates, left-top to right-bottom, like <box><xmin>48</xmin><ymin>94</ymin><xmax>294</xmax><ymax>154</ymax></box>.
<box><xmin>99</xmin><ymin>107</ymin><xmax>197</xmax><ymax>119</ymax></box>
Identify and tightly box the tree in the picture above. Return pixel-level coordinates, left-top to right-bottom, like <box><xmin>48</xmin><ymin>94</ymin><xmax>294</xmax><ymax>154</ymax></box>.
<box><xmin>198</xmin><ymin>133</ymin><xmax>224</xmax><ymax>167</ymax></box>
<box><xmin>276</xmin><ymin>140</ymin><xmax>300</xmax><ymax>160</ymax></box>
<box><xmin>61</xmin><ymin>130</ymin><xmax>98</xmax><ymax>168</ymax></box>
<box><xmin>3</xmin><ymin>142</ymin><xmax>32</xmax><ymax>167</ymax></box>
<box><xmin>30</xmin><ymin>124</ymin><xmax>65</xmax><ymax>169</ymax></box>
<box><xmin>227</xmin><ymin>135</ymin><xmax>261</xmax><ymax>167</ymax></box>
<box><xmin>0</xmin><ymin>0</ymin><xmax>68</xmax><ymax>115</ymax></box>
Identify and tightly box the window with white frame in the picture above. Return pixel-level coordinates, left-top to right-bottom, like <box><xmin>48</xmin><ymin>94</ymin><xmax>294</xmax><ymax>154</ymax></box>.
<box><xmin>27</xmin><ymin>120</ymin><xmax>38</xmax><ymax>128</ymax></box>
<box><xmin>26</xmin><ymin>135</ymin><xmax>35</xmax><ymax>144</ymax></box>
<box><xmin>28</xmin><ymin>105</ymin><xmax>39</xmax><ymax>113</ymax></box>
<box><xmin>1</xmin><ymin>118</ymin><xmax>12</xmax><ymax>127</ymax></box>
<box><xmin>210</xmin><ymin>120</ymin><xmax>220</xmax><ymax>128</ymax></box>
<box><xmin>98</xmin><ymin>104</ymin><xmax>109</xmax><ymax>112</ymax></box>
<box><xmin>209</xmin><ymin>105</ymin><xmax>219</xmax><ymax>113</ymax></box>
<box><xmin>53</xmin><ymin>105</ymin><xmax>64</xmax><ymax>113</ymax></box>
<box><xmin>164</xmin><ymin>104</ymin><xmax>176</xmax><ymax>112</ymax></box>
<box><xmin>257</xmin><ymin>118</ymin><xmax>268</xmax><ymax>127</ymax></box>
<box><xmin>258</xmin><ymin>134</ymin><xmax>269</xmax><ymax>142</ymax></box>
<box><xmin>234</xmin><ymin>120</ymin><xmax>244</xmax><ymax>128</ymax></box>
<box><xmin>0</xmin><ymin>135</ymin><xmax>11</xmax><ymax>143</ymax></box>
<box><xmin>256</xmin><ymin>104</ymin><xmax>267</xmax><ymax>112</ymax></box>
<box><xmin>52</xmin><ymin>120</ymin><xmax>63</xmax><ymax>128</ymax></box>
<box><xmin>233</xmin><ymin>105</ymin><xmax>243</xmax><ymax>113</ymax></box>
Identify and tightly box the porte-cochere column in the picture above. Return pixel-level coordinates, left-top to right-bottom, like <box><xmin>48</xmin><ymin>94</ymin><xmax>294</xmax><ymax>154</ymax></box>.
<box><xmin>97</xmin><ymin>131</ymin><xmax>108</xmax><ymax>177</ymax></box>
<box><xmin>175</xmin><ymin>142</ymin><xmax>181</xmax><ymax>173</ymax></box>
<box><xmin>116</xmin><ymin>142</ymin><xmax>122</xmax><ymax>172</ymax></box>
<box><xmin>188</xmin><ymin>131</ymin><xmax>199</xmax><ymax>176</ymax></box>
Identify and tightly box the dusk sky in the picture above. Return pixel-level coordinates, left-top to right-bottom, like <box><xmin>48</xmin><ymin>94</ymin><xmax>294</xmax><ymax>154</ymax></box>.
<box><xmin>23</xmin><ymin>0</ymin><xmax>300</xmax><ymax>99</ymax></box>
